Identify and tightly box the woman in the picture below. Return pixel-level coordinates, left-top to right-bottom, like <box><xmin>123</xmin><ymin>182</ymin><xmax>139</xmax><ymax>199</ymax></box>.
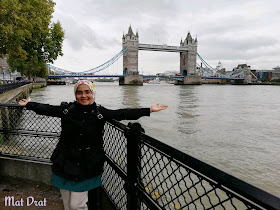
<box><xmin>18</xmin><ymin>80</ymin><xmax>168</xmax><ymax>210</ymax></box>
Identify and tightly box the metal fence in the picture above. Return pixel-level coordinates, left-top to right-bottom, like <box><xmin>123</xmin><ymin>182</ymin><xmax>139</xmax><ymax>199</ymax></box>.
<box><xmin>0</xmin><ymin>82</ymin><xmax>31</xmax><ymax>94</ymax></box>
<box><xmin>0</xmin><ymin>104</ymin><xmax>280</xmax><ymax>210</ymax></box>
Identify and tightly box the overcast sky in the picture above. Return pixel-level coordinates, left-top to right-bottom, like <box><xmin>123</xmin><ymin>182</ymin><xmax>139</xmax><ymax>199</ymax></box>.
<box><xmin>51</xmin><ymin>0</ymin><xmax>280</xmax><ymax>75</ymax></box>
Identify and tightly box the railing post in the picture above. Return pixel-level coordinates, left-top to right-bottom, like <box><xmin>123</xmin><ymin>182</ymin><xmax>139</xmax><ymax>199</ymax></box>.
<box><xmin>0</xmin><ymin>106</ymin><xmax>9</xmax><ymax>144</ymax></box>
<box><xmin>125</xmin><ymin>122</ymin><xmax>143</xmax><ymax>210</ymax></box>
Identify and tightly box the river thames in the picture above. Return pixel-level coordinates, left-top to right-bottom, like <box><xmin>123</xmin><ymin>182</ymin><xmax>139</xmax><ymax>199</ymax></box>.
<box><xmin>29</xmin><ymin>82</ymin><xmax>280</xmax><ymax>197</ymax></box>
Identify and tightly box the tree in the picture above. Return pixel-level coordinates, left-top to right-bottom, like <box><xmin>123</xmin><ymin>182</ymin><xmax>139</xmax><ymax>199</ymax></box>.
<box><xmin>0</xmin><ymin>0</ymin><xmax>64</xmax><ymax>79</ymax></box>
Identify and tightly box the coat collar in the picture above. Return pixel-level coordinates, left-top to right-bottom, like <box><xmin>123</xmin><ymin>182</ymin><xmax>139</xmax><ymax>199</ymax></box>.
<box><xmin>75</xmin><ymin>101</ymin><xmax>97</xmax><ymax>110</ymax></box>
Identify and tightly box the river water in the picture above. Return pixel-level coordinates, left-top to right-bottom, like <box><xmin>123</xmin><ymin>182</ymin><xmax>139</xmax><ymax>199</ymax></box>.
<box><xmin>29</xmin><ymin>82</ymin><xmax>280</xmax><ymax>197</ymax></box>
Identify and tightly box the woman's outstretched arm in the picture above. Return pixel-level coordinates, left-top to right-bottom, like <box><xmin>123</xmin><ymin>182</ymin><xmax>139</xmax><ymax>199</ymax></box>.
<box><xmin>100</xmin><ymin>104</ymin><xmax>168</xmax><ymax>121</ymax></box>
<box><xmin>18</xmin><ymin>97</ymin><xmax>65</xmax><ymax>118</ymax></box>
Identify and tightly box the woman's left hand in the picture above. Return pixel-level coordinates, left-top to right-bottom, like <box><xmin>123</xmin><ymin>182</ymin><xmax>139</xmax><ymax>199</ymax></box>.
<box><xmin>150</xmin><ymin>104</ymin><xmax>168</xmax><ymax>113</ymax></box>
<box><xmin>18</xmin><ymin>97</ymin><xmax>31</xmax><ymax>106</ymax></box>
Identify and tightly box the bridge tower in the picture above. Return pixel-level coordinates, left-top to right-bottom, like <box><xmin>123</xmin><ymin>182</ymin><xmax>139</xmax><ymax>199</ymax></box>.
<box><xmin>119</xmin><ymin>25</ymin><xmax>143</xmax><ymax>85</ymax></box>
<box><xmin>176</xmin><ymin>32</ymin><xmax>201</xmax><ymax>85</ymax></box>
<box><xmin>180</xmin><ymin>32</ymin><xmax>197</xmax><ymax>75</ymax></box>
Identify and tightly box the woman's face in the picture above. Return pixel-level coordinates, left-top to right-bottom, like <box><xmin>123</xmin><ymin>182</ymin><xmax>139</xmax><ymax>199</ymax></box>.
<box><xmin>75</xmin><ymin>84</ymin><xmax>94</xmax><ymax>105</ymax></box>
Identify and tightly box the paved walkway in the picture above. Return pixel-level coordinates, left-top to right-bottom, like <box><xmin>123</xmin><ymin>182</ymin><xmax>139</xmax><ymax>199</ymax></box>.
<box><xmin>0</xmin><ymin>176</ymin><xmax>64</xmax><ymax>210</ymax></box>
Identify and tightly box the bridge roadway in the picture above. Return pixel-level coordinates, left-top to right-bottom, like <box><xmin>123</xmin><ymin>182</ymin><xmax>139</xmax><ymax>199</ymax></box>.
<box><xmin>48</xmin><ymin>75</ymin><xmax>244</xmax><ymax>80</ymax></box>
<box><xmin>138</xmin><ymin>43</ymin><xmax>189</xmax><ymax>52</ymax></box>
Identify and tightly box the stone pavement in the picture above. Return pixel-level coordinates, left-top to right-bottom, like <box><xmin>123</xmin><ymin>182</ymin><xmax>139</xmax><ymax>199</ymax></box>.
<box><xmin>0</xmin><ymin>176</ymin><xmax>64</xmax><ymax>210</ymax></box>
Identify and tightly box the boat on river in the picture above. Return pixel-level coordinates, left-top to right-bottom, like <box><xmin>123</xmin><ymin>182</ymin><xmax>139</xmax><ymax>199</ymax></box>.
<box><xmin>148</xmin><ymin>77</ymin><xmax>160</xmax><ymax>84</ymax></box>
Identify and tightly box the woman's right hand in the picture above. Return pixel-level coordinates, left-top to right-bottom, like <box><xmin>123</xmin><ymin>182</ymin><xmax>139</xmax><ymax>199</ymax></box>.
<box><xmin>18</xmin><ymin>97</ymin><xmax>31</xmax><ymax>106</ymax></box>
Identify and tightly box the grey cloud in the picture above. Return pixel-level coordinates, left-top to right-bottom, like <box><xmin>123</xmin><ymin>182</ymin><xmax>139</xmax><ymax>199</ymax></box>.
<box><xmin>52</xmin><ymin>0</ymin><xmax>280</xmax><ymax>72</ymax></box>
<box><xmin>80</xmin><ymin>0</ymin><xmax>179</xmax><ymax>20</ymax></box>
<box><xmin>206</xmin><ymin>33</ymin><xmax>275</xmax><ymax>47</ymax></box>
<box><xmin>60</xmin><ymin>15</ymin><xmax>102</xmax><ymax>50</ymax></box>
<box><xmin>140</xmin><ymin>24</ymin><xmax>170</xmax><ymax>44</ymax></box>
<box><xmin>57</xmin><ymin>14</ymin><xmax>121</xmax><ymax>51</ymax></box>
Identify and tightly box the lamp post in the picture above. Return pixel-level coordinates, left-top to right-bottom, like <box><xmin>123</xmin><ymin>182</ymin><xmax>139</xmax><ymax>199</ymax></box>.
<box><xmin>2</xmin><ymin>67</ymin><xmax>5</xmax><ymax>80</ymax></box>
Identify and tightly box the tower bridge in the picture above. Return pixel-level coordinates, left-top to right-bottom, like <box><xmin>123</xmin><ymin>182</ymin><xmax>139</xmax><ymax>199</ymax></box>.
<box><xmin>47</xmin><ymin>25</ymin><xmax>255</xmax><ymax>85</ymax></box>
<box><xmin>120</xmin><ymin>25</ymin><xmax>199</xmax><ymax>85</ymax></box>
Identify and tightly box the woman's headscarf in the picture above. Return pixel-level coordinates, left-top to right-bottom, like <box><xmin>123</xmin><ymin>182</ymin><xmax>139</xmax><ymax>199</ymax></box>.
<box><xmin>74</xmin><ymin>80</ymin><xmax>95</xmax><ymax>94</ymax></box>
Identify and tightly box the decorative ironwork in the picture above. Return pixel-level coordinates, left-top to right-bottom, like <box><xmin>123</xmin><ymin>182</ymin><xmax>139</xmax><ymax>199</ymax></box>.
<box><xmin>0</xmin><ymin>104</ymin><xmax>279</xmax><ymax>210</ymax></box>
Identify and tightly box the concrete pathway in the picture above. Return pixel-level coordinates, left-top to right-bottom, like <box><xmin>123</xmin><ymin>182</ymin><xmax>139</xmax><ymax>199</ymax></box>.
<box><xmin>0</xmin><ymin>176</ymin><xmax>64</xmax><ymax>210</ymax></box>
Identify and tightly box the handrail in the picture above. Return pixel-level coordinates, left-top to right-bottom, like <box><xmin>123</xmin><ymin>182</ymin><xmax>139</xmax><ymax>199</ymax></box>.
<box><xmin>135</xmin><ymin>130</ymin><xmax>280</xmax><ymax>209</ymax></box>
<box><xmin>0</xmin><ymin>82</ymin><xmax>31</xmax><ymax>94</ymax></box>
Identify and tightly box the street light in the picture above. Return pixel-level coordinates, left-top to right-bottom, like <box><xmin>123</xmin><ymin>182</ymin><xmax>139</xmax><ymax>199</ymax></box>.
<box><xmin>2</xmin><ymin>67</ymin><xmax>5</xmax><ymax>79</ymax></box>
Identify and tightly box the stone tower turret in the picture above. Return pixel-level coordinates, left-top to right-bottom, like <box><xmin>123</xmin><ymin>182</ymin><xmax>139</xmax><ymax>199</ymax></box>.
<box><xmin>122</xmin><ymin>25</ymin><xmax>139</xmax><ymax>75</ymax></box>
<box><xmin>180</xmin><ymin>31</ymin><xmax>198</xmax><ymax>76</ymax></box>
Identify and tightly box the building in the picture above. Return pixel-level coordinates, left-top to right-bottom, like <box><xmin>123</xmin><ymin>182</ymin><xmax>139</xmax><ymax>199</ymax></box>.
<box><xmin>163</xmin><ymin>71</ymin><xmax>178</xmax><ymax>76</ymax></box>
<box><xmin>0</xmin><ymin>55</ymin><xmax>10</xmax><ymax>79</ymax></box>
<box><xmin>255</xmin><ymin>67</ymin><xmax>280</xmax><ymax>81</ymax></box>
<box><xmin>0</xmin><ymin>55</ymin><xmax>22</xmax><ymax>80</ymax></box>
<box><xmin>271</xmin><ymin>66</ymin><xmax>280</xmax><ymax>81</ymax></box>
<box><xmin>233</xmin><ymin>64</ymin><xmax>251</xmax><ymax>72</ymax></box>
<box><xmin>256</xmin><ymin>70</ymin><xmax>272</xmax><ymax>80</ymax></box>
<box><xmin>232</xmin><ymin>64</ymin><xmax>258</xmax><ymax>83</ymax></box>
<box><xmin>216</xmin><ymin>61</ymin><xmax>226</xmax><ymax>73</ymax></box>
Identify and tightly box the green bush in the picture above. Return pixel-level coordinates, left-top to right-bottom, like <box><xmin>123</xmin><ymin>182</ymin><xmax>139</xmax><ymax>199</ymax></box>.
<box><xmin>261</xmin><ymin>78</ymin><xmax>270</xmax><ymax>82</ymax></box>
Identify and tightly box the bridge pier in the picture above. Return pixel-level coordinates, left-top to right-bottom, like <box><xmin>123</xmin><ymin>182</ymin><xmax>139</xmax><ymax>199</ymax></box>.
<box><xmin>119</xmin><ymin>75</ymin><xmax>143</xmax><ymax>86</ymax></box>
<box><xmin>202</xmin><ymin>78</ymin><xmax>227</xmax><ymax>84</ymax></box>
<box><xmin>175</xmin><ymin>76</ymin><xmax>202</xmax><ymax>85</ymax></box>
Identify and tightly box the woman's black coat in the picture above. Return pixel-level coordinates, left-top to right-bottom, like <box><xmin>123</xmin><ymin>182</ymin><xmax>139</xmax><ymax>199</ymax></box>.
<box><xmin>26</xmin><ymin>101</ymin><xmax>150</xmax><ymax>181</ymax></box>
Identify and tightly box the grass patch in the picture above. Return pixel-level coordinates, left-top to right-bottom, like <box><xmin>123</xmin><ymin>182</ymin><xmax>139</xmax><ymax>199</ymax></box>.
<box><xmin>33</xmin><ymin>85</ymin><xmax>42</xmax><ymax>89</ymax></box>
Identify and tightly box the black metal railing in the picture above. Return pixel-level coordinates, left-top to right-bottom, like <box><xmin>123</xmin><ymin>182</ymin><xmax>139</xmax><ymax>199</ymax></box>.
<box><xmin>0</xmin><ymin>104</ymin><xmax>59</xmax><ymax>163</ymax></box>
<box><xmin>0</xmin><ymin>82</ymin><xmax>31</xmax><ymax>94</ymax></box>
<box><xmin>0</xmin><ymin>104</ymin><xmax>280</xmax><ymax>210</ymax></box>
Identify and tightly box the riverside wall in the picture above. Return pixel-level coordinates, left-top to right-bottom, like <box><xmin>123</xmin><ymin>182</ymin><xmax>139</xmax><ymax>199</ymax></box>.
<box><xmin>0</xmin><ymin>159</ymin><xmax>52</xmax><ymax>185</ymax></box>
<box><xmin>0</xmin><ymin>83</ymin><xmax>46</xmax><ymax>104</ymax></box>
